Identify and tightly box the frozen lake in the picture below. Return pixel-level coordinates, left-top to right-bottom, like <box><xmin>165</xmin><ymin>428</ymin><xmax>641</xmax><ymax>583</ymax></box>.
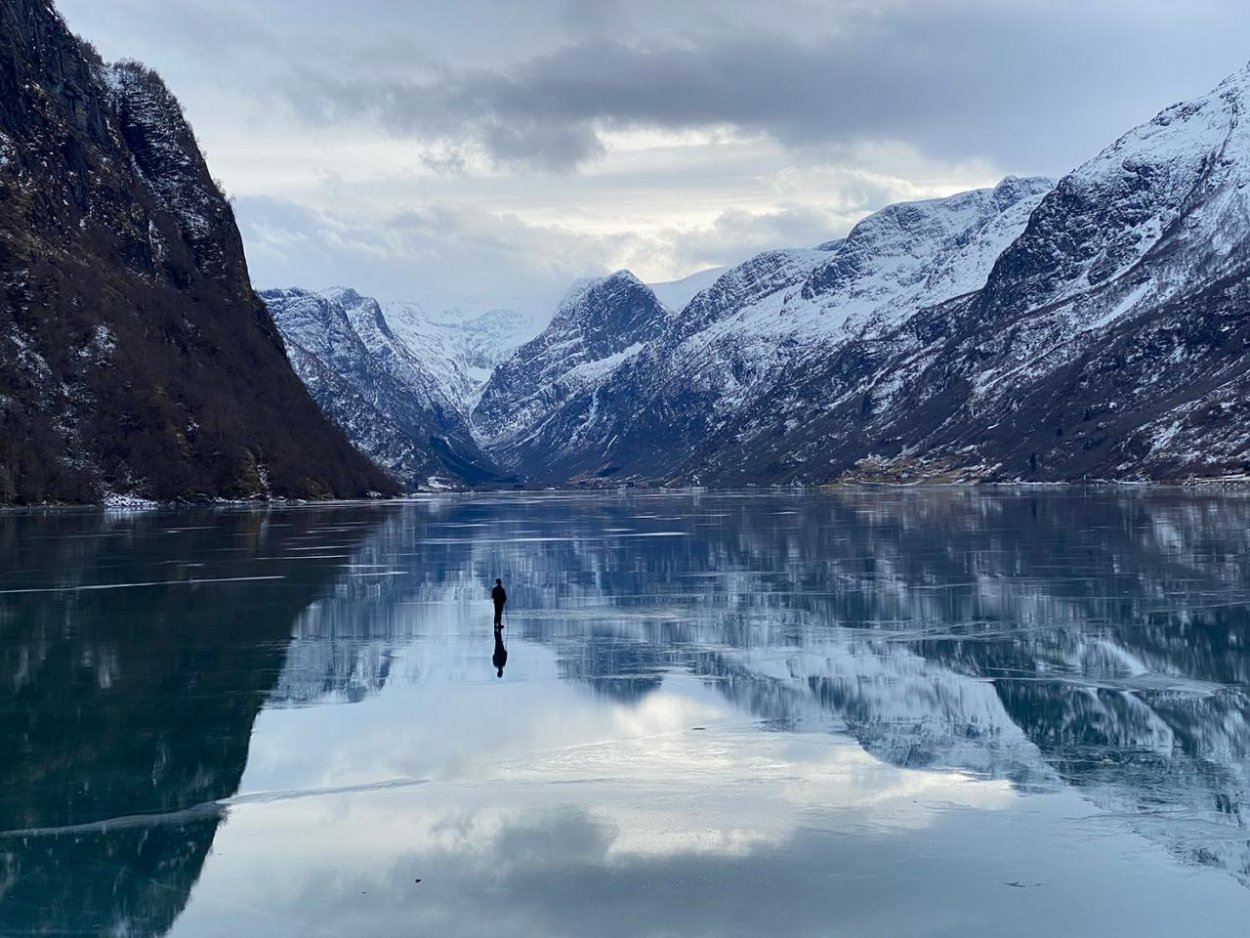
<box><xmin>2</xmin><ymin>490</ymin><xmax>1250</xmax><ymax>936</ymax></box>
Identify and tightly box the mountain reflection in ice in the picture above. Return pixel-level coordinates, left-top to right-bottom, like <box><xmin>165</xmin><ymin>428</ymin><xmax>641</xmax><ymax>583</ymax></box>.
<box><xmin>0</xmin><ymin>506</ymin><xmax>396</xmax><ymax>937</ymax></box>
<box><xmin>3</xmin><ymin>491</ymin><xmax>1250</xmax><ymax>937</ymax></box>
<box><xmin>274</xmin><ymin>490</ymin><xmax>1250</xmax><ymax>887</ymax></box>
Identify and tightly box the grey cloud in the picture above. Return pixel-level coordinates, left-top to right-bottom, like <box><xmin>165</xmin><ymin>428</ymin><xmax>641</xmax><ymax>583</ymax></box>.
<box><xmin>480</xmin><ymin>117</ymin><xmax>607</xmax><ymax>172</ymax></box>
<box><xmin>73</xmin><ymin>0</ymin><xmax>277</xmax><ymax>58</ymax></box>
<box><xmin>282</xmin><ymin>60</ymin><xmax>613</xmax><ymax>172</ymax></box>
<box><xmin>558</xmin><ymin>0</ymin><xmax>630</xmax><ymax>38</ymax></box>
<box><xmin>280</xmin><ymin>0</ymin><xmax>1250</xmax><ymax>175</ymax></box>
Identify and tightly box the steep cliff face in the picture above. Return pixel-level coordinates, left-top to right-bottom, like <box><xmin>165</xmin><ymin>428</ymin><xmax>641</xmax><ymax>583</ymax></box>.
<box><xmin>0</xmin><ymin>0</ymin><xmax>395</xmax><ymax>502</ymax></box>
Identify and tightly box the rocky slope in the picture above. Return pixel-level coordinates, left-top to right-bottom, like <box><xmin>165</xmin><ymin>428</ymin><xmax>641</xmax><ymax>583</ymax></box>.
<box><xmin>262</xmin><ymin>287</ymin><xmax>508</xmax><ymax>489</ymax></box>
<box><xmin>0</xmin><ymin>0</ymin><xmax>394</xmax><ymax>503</ymax></box>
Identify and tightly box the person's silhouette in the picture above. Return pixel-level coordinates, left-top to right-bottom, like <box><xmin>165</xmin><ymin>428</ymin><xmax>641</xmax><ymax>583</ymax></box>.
<box><xmin>492</xmin><ymin>626</ymin><xmax>508</xmax><ymax>678</ymax></box>
<box><xmin>491</xmin><ymin>578</ymin><xmax>507</xmax><ymax>628</ymax></box>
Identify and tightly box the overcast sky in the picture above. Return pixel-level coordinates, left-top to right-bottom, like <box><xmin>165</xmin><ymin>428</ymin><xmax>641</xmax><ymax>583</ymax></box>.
<box><xmin>56</xmin><ymin>0</ymin><xmax>1250</xmax><ymax>316</ymax></box>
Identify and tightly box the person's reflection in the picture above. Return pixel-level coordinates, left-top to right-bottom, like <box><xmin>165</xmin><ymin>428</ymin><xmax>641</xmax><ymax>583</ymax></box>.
<box><xmin>492</xmin><ymin>625</ymin><xmax>508</xmax><ymax>678</ymax></box>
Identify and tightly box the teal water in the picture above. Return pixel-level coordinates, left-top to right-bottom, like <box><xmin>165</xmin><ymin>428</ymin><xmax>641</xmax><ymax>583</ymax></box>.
<box><xmin>1</xmin><ymin>491</ymin><xmax>1249</xmax><ymax>936</ymax></box>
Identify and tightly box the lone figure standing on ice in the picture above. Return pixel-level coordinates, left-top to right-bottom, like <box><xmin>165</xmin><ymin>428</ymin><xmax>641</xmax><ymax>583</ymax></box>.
<box><xmin>491</xmin><ymin>578</ymin><xmax>507</xmax><ymax>628</ymax></box>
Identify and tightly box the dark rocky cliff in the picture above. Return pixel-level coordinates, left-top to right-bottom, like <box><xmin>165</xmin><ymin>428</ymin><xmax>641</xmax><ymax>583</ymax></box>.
<box><xmin>0</xmin><ymin>0</ymin><xmax>396</xmax><ymax>503</ymax></box>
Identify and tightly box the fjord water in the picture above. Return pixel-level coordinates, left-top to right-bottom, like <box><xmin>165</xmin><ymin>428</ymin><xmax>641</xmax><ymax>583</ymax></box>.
<box><xmin>2</xmin><ymin>492</ymin><xmax>1249</xmax><ymax>936</ymax></box>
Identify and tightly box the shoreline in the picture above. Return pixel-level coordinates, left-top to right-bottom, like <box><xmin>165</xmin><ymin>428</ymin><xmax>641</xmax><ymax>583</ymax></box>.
<box><xmin>5</xmin><ymin>477</ymin><xmax>1250</xmax><ymax>513</ymax></box>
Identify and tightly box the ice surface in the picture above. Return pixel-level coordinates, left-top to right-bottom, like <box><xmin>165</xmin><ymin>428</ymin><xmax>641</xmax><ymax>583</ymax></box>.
<box><xmin>3</xmin><ymin>491</ymin><xmax>1249</xmax><ymax>938</ymax></box>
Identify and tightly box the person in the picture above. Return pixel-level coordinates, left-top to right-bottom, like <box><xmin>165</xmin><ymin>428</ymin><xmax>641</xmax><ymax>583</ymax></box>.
<box><xmin>491</xmin><ymin>577</ymin><xmax>507</xmax><ymax>628</ymax></box>
<box><xmin>492</xmin><ymin>627</ymin><xmax>508</xmax><ymax>678</ymax></box>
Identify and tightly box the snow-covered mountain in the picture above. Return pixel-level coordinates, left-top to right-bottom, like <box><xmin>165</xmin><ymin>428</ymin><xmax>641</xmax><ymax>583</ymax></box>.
<box><xmin>477</xmin><ymin>176</ymin><xmax>1053</xmax><ymax>482</ymax></box>
<box><xmin>268</xmin><ymin>61</ymin><xmax>1250</xmax><ymax>488</ymax></box>
<box><xmin>470</xmin><ymin>61</ymin><xmax>1250</xmax><ymax>485</ymax></box>
<box><xmin>764</xmin><ymin>61</ymin><xmax>1250</xmax><ymax>486</ymax></box>
<box><xmin>262</xmin><ymin>287</ymin><xmax>508</xmax><ymax>489</ymax></box>
<box><xmin>382</xmin><ymin>302</ymin><xmax>542</xmax><ymax>402</ymax></box>
<box><xmin>473</xmin><ymin>271</ymin><xmax>672</xmax><ymax>462</ymax></box>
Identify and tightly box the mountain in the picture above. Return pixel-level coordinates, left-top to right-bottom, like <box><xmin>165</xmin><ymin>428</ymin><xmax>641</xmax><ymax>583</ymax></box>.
<box><xmin>746</xmin><ymin>64</ymin><xmax>1250</xmax><ymax>485</ymax></box>
<box><xmin>472</xmin><ymin>270</ymin><xmax>672</xmax><ymax>468</ymax></box>
<box><xmin>0</xmin><ymin>0</ymin><xmax>394</xmax><ymax>503</ymax></box>
<box><xmin>477</xmin><ymin>177</ymin><xmax>1053</xmax><ymax>483</ymax></box>
<box><xmin>262</xmin><ymin>61</ymin><xmax>1250</xmax><ymax>489</ymax></box>
<box><xmin>261</xmin><ymin>287</ymin><xmax>507</xmax><ymax>489</ymax></box>
<box><xmin>381</xmin><ymin>301</ymin><xmax>542</xmax><ymax>406</ymax></box>
<box><xmin>470</xmin><ymin>61</ymin><xmax>1250</xmax><ymax>486</ymax></box>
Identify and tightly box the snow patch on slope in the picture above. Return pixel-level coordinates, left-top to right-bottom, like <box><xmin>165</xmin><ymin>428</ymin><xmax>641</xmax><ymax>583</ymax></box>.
<box><xmin>649</xmin><ymin>267</ymin><xmax>729</xmax><ymax>312</ymax></box>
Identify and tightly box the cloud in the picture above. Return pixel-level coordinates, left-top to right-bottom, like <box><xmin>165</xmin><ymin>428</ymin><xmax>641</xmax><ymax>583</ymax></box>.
<box><xmin>237</xmin><ymin>189</ymin><xmax>883</xmax><ymax>313</ymax></box>
<box><xmin>278</xmin><ymin>0</ymin><xmax>1250</xmax><ymax>174</ymax></box>
<box><xmin>558</xmin><ymin>0</ymin><xmax>630</xmax><ymax>39</ymax></box>
<box><xmin>63</xmin><ymin>0</ymin><xmax>277</xmax><ymax>58</ymax></box>
<box><xmin>237</xmin><ymin>195</ymin><xmax>649</xmax><ymax>313</ymax></box>
<box><xmin>56</xmin><ymin>0</ymin><xmax>1250</xmax><ymax>310</ymax></box>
